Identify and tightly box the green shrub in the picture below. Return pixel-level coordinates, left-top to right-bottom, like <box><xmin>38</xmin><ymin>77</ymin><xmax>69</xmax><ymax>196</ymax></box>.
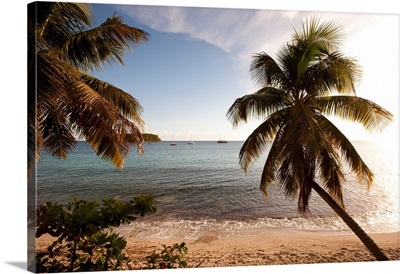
<box><xmin>34</xmin><ymin>195</ymin><xmax>157</xmax><ymax>272</ymax></box>
<box><xmin>145</xmin><ymin>242</ymin><xmax>188</xmax><ymax>269</ymax></box>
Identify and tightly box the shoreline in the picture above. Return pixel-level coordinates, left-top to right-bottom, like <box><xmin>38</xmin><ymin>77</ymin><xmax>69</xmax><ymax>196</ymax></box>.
<box><xmin>36</xmin><ymin>231</ymin><xmax>400</xmax><ymax>269</ymax></box>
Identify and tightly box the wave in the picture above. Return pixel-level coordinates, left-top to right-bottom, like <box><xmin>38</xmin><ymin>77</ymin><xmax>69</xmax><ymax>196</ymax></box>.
<box><xmin>116</xmin><ymin>208</ymin><xmax>399</xmax><ymax>240</ymax></box>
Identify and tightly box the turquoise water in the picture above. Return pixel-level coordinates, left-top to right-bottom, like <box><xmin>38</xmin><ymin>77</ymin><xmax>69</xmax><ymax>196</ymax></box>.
<box><xmin>36</xmin><ymin>141</ymin><xmax>399</xmax><ymax>239</ymax></box>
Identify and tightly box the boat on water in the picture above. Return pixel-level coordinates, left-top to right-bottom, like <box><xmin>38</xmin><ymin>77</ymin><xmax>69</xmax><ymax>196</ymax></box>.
<box><xmin>217</xmin><ymin>140</ymin><xmax>228</xmax><ymax>143</ymax></box>
<box><xmin>188</xmin><ymin>141</ymin><xmax>195</xmax><ymax>144</ymax></box>
<box><xmin>170</xmin><ymin>142</ymin><xmax>177</xmax><ymax>146</ymax></box>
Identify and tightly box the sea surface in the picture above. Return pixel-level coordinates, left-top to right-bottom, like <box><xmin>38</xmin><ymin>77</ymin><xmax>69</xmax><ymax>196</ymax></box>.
<box><xmin>36</xmin><ymin>141</ymin><xmax>399</xmax><ymax>239</ymax></box>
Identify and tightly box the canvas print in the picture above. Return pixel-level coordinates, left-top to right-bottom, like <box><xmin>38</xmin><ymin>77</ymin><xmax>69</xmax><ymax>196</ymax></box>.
<box><xmin>27</xmin><ymin>1</ymin><xmax>399</xmax><ymax>273</ymax></box>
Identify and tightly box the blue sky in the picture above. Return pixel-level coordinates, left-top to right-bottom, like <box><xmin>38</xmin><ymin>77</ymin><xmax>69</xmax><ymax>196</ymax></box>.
<box><xmin>88</xmin><ymin>2</ymin><xmax>399</xmax><ymax>143</ymax></box>
<box><xmin>93</xmin><ymin>4</ymin><xmax>246</xmax><ymax>141</ymax></box>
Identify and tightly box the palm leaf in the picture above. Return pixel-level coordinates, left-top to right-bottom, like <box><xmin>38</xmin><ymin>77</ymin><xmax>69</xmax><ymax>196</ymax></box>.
<box><xmin>67</xmin><ymin>81</ymin><xmax>142</xmax><ymax>169</ymax></box>
<box><xmin>28</xmin><ymin>52</ymin><xmax>82</xmax><ymax>176</ymax></box>
<box><xmin>275</xmin><ymin>139</ymin><xmax>302</xmax><ymax>200</ymax></box>
<box><xmin>276</xmin><ymin>44</ymin><xmax>303</xmax><ymax>98</ymax></box>
<box><xmin>36</xmin><ymin>2</ymin><xmax>92</xmax><ymax>42</ymax></box>
<box><xmin>317</xmin><ymin>115</ymin><xmax>374</xmax><ymax>188</ymax></box>
<box><xmin>300</xmin><ymin>51</ymin><xmax>361</xmax><ymax>96</ymax></box>
<box><xmin>226</xmin><ymin>87</ymin><xmax>290</xmax><ymax>127</ymax></box>
<box><xmin>259</xmin><ymin>123</ymin><xmax>288</xmax><ymax>198</ymax></box>
<box><xmin>35</xmin><ymin>53</ymin><xmax>81</xmax><ymax>107</ymax></box>
<box><xmin>284</xmin><ymin>103</ymin><xmax>324</xmax><ymax>155</ymax></box>
<box><xmin>40</xmin><ymin>105</ymin><xmax>77</xmax><ymax>159</ymax></box>
<box><xmin>38</xmin><ymin>56</ymin><xmax>142</xmax><ymax>168</ymax></box>
<box><xmin>316</xmin><ymin>145</ymin><xmax>345</xmax><ymax>207</ymax></box>
<box><xmin>54</xmin><ymin>14</ymin><xmax>149</xmax><ymax>72</ymax></box>
<box><xmin>239</xmin><ymin>108</ymin><xmax>288</xmax><ymax>172</ymax></box>
<box><xmin>250</xmin><ymin>52</ymin><xmax>290</xmax><ymax>89</ymax></box>
<box><xmin>295</xmin><ymin>17</ymin><xmax>344</xmax><ymax>49</ymax></box>
<box><xmin>275</xmin><ymin>108</ymin><xmax>313</xmax><ymax>202</ymax></box>
<box><xmin>293</xmin><ymin>17</ymin><xmax>344</xmax><ymax>77</ymax></box>
<box><xmin>80</xmin><ymin>73</ymin><xmax>144</xmax><ymax>129</ymax></box>
<box><xmin>311</xmin><ymin>96</ymin><xmax>393</xmax><ymax>131</ymax></box>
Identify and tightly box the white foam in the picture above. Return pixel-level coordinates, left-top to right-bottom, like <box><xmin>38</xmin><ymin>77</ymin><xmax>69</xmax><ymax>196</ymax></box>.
<box><xmin>116</xmin><ymin>208</ymin><xmax>399</xmax><ymax>240</ymax></box>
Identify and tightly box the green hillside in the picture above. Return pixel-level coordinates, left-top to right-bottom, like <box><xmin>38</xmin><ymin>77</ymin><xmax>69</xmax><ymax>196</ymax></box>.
<box><xmin>142</xmin><ymin>133</ymin><xmax>162</xmax><ymax>142</ymax></box>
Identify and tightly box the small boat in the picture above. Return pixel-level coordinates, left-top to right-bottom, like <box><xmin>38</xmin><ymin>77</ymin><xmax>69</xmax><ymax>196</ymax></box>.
<box><xmin>217</xmin><ymin>140</ymin><xmax>228</xmax><ymax>143</ymax></box>
<box><xmin>188</xmin><ymin>141</ymin><xmax>195</xmax><ymax>144</ymax></box>
<box><xmin>170</xmin><ymin>142</ymin><xmax>177</xmax><ymax>146</ymax></box>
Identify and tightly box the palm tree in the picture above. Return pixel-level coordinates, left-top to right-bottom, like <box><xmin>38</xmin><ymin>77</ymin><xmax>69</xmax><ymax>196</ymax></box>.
<box><xmin>28</xmin><ymin>2</ymin><xmax>149</xmax><ymax>179</ymax></box>
<box><xmin>227</xmin><ymin>17</ymin><xmax>393</xmax><ymax>261</ymax></box>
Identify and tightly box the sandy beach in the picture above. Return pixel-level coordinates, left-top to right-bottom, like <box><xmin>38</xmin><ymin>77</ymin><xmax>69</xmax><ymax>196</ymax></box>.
<box><xmin>36</xmin><ymin>231</ymin><xmax>399</xmax><ymax>270</ymax></box>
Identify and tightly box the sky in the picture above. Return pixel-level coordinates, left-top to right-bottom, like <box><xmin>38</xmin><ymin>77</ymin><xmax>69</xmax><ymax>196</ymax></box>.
<box><xmin>83</xmin><ymin>1</ymin><xmax>400</xmax><ymax>143</ymax></box>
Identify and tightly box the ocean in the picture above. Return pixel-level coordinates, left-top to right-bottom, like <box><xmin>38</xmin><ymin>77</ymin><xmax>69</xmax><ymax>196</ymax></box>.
<box><xmin>36</xmin><ymin>141</ymin><xmax>399</xmax><ymax>239</ymax></box>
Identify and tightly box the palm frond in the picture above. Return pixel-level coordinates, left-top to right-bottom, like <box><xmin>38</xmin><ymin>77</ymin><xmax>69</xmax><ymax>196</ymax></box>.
<box><xmin>311</xmin><ymin>96</ymin><xmax>393</xmax><ymax>131</ymax></box>
<box><xmin>293</xmin><ymin>17</ymin><xmax>344</xmax><ymax>77</ymax></box>
<box><xmin>40</xmin><ymin>105</ymin><xmax>77</xmax><ymax>159</ymax></box>
<box><xmin>239</xmin><ymin>108</ymin><xmax>288</xmax><ymax>172</ymax></box>
<box><xmin>284</xmin><ymin>103</ymin><xmax>325</xmax><ymax>155</ymax></box>
<box><xmin>275</xmin><ymin>109</ymin><xmax>314</xmax><ymax>203</ymax></box>
<box><xmin>35</xmin><ymin>2</ymin><xmax>92</xmax><ymax>42</ymax></box>
<box><xmin>301</xmin><ymin>51</ymin><xmax>361</xmax><ymax>96</ymax></box>
<box><xmin>35</xmin><ymin>53</ymin><xmax>81</xmax><ymax>106</ymax></box>
<box><xmin>299</xmin><ymin>17</ymin><xmax>343</xmax><ymax>48</ymax></box>
<box><xmin>317</xmin><ymin>115</ymin><xmax>374</xmax><ymax>188</ymax></box>
<box><xmin>28</xmin><ymin>52</ymin><xmax>82</xmax><ymax>176</ymax></box>
<box><xmin>226</xmin><ymin>87</ymin><xmax>290</xmax><ymax>127</ymax></box>
<box><xmin>80</xmin><ymin>73</ymin><xmax>144</xmax><ymax>129</ymax></box>
<box><xmin>67</xmin><ymin>81</ymin><xmax>142</xmax><ymax>169</ymax></box>
<box><xmin>55</xmin><ymin>14</ymin><xmax>149</xmax><ymax>72</ymax></box>
<box><xmin>276</xmin><ymin>142</ymin><xmax>303</xmax><ymax>200</ymax></box>
<box><xmin>316</xmin><ymin>145</ymin><xmax>345</xmax><ymax>207</ymax></box>
<box><xmin>260</xmin><ymin>124</ymin><xmax>288</xmax><ymax>198</ymax></box>
<box><xmin>250</xmin><ymin>52</ymin><xmax>289</xmax><ymax>89</ymax></box>
<box><xmin>276</xmin><ymin>152</ymin><xmax>296</xmax><ymax>199</ymax></box>
<box><xmin>78</xmin><ymin>117</ymin><xmax>142</xmax><ymax>169</ymax></box>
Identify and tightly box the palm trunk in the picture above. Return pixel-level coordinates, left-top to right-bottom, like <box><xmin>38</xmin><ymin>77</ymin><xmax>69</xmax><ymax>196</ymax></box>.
<box><xmin>310</xmin><ymin>180</ymin><xmax>388</xmax><ymax>261</ymax></box>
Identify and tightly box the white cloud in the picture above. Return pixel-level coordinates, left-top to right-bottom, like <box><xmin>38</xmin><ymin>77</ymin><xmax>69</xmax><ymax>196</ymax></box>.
<box><xmin>115</xmin><ymin>5</ymin><xmax>304</xmax><ymax>59</ymax></box>
<box><xmin>115</xmin><ymin>5</ymin><xmax>386</xmax><ymax>64</ymax></box>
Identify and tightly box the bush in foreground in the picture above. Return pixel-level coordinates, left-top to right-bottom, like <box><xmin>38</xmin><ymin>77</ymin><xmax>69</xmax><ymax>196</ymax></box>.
<box><xmin>34</xmin><ymin>195</ymin><xmax>158</xmax><ymax>272</ymax></box>
<box><xmin>145</xmin><ymin>242</ymin><xmax>189</xmax><ymax>269</ymax></box>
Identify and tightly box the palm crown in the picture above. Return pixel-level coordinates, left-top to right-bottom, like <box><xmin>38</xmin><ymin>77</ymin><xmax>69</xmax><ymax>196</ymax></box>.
<box><xmin>227</xmin><ymin>17</ymin><xmax>392</xmax><ymax>212</ymax></box>
<box><xmin>28</xmin><ymin>3</ymin><xmax>149</xmax><ymax>178</ymax></box>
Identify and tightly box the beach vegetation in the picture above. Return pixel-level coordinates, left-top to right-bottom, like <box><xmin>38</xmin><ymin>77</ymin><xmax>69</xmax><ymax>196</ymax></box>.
<box><xmin>144</xmin><ymin>242</ymin><xmax>189</xmax><ymax>269</ymax></box>
<box><xmin>34</xmin><ymin>194</ymin><xmax>157</xmax><ymax>272</ymax></box>
<box><xmin>27</xmin><ymin>2</ymin><xmax>149</xmax><ymax>179</ymax></box>
<box><xmin>227</xmin><ymin>17</ymin><xmax>393</xmax><ymax>261</ymax></box>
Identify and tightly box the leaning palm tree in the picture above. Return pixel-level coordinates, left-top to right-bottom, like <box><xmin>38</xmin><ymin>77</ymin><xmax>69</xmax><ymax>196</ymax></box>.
<box><xmin>227</xmin><ymin>17</ymin><xmax>392</xmax><ymax>261</ymax></box>
<box><xmin>28</xmin><ymin>2</ymin><xmax>149</xmax><ymax>179</ymax></box>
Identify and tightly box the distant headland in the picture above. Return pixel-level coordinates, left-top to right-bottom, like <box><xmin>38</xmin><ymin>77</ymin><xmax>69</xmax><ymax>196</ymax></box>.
<box><xmin>142</xmin><ymin>133</ymin><xmax>162</xmax><ymax>142</ymax></box>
